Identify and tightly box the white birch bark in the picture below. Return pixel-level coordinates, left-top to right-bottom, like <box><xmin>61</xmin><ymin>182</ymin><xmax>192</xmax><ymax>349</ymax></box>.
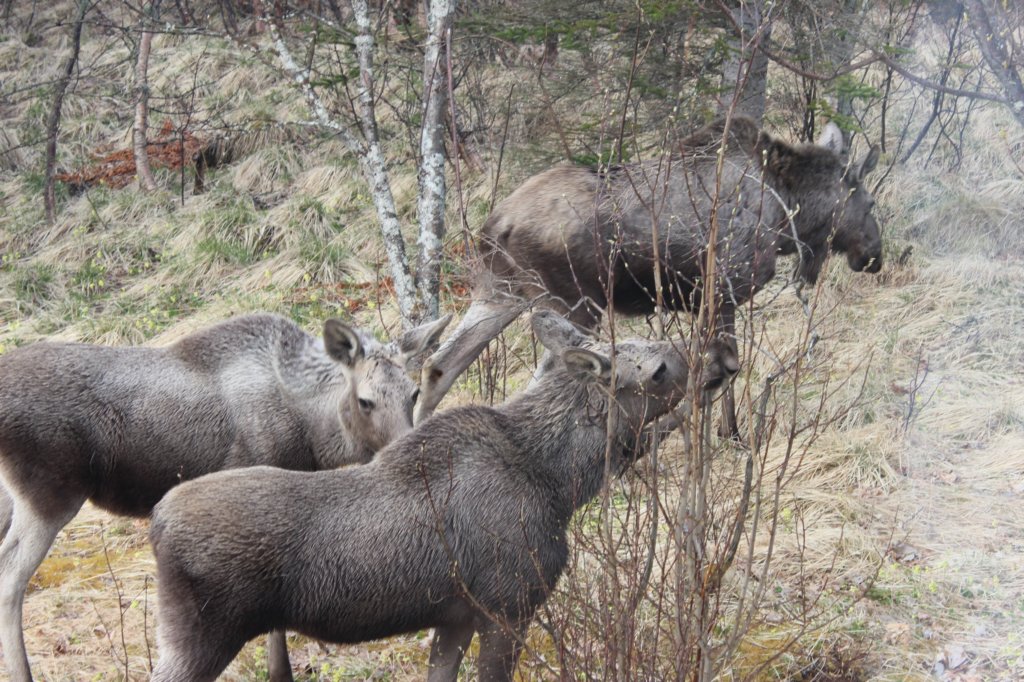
<box><xmin>264</xmin><ymin>5</ymin><xmax>419</xmax><ymax>325</ymax></box>
<box><xmin>134</xmin><ymin>26</ymin><xmax>158</xmax><ymax>192</ymax></box>
<box><xmin>416</xmin><ymin>0</ymin><xmax>456</xmax><ymax>321</ymax></box>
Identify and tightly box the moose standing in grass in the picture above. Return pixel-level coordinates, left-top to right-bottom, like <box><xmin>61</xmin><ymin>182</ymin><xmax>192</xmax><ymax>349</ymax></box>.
<box><xmin>415</xmin><ymin>116</ymin><xmax>883</xmax><ymax>435</ymax></box>
<box><xmin>147</xmin><ymin>312</ymin><xmax>739</xmax><ymax>682</ymax></box>
<box><xmin>0</xmin><ymin>312</ymin><xmax>450</xmax><ymax>682</ymax></box>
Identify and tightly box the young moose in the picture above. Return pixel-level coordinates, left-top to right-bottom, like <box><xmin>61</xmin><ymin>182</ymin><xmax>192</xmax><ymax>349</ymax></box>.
<box><xmin>415</xmin><ymin>116</ymin><xmax>883</xmax><ymax>428</ymax></box>
<box><xmin>149</xmin><ymin>312</ymin><xmax>739</xmax><ymax>682</ymax></box>
<box><xmin>0</xmin><ymin>312</ymin><xmax>450</xmax><ymax>682</ymax></box>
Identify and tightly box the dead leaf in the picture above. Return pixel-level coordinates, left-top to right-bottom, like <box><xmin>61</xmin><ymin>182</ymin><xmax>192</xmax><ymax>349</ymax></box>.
<box><xmin>52</xmin><ymin>635</ymin><xmax>69</xmax><ymax>655</ymax></box>
<box><xmin>884</xmin><ymin>621</ymin><xmax>911</xmax><ymax>645</ymax></box>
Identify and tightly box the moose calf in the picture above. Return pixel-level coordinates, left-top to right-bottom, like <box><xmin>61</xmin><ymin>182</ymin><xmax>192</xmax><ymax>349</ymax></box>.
<box><xmin>0</xmin><ymin>312</ymin><xmax>449</xmax><ymax>682</ymax></box>
<box><xmin>149</xmin><ymin>312</ymin><xmax>739</xmax><ymax>682</ymax></box>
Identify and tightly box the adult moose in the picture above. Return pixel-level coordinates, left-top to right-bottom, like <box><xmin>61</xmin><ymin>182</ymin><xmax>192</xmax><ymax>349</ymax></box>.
<box><xmin>148</xmin><ymin>312</ymin><xmax>739</xmax><ymax>682</ymax></box>
<box><xmin>0</xmin><ymin>312</ymin><xmax>450</xmax><ymax>682</ymax></box>
<box><xmin>414</xmin><ymin>115</ymin><xmax>882</xmax><ymax>430</ymax></box>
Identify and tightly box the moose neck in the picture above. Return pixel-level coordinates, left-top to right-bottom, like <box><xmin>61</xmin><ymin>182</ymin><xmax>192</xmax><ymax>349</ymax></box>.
<box><xmin>500</xmin><ymin>373</ymin><xmax>632</xmax><ymax>515</ymax></box>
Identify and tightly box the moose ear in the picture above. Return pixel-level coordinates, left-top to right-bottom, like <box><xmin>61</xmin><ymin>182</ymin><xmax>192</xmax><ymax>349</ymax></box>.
<box><xmin>561</xmin><ymin>348</ymin><xmax>612</xmax><ymax>383</ymax></box>
<box><xmin>531</xmin><ymin>310</ymin><xmax>591</xmax><ymax>353</ymax></box>
<box><xmin>398</xmin><ymin>314</ymin><xmax>452</xmax><ymax>368</ymax></box>
<box><xmin>819</xmin><ymin>121</ymin><xmax>845</xmax><ymax>155</ymax></box>
<box><xmin>323</xmin><ymin>319</ymin><xmax>364</xmax><ymax>367</ymax></box>
<box><xmin>758</xmin><ymin>133</ymin><xmax>797</xmax><ymax>180</ymax></box>
<box><xmin>858</xmin><ymin>145</ymin><xmax>880</xmax><ymax>178</ymax></box>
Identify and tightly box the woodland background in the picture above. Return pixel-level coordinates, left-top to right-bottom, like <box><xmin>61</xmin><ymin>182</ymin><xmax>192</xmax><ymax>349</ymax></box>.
<box><xmin>1</xmin><ymin>0</ymin><xmax>1023</xmax><ymax>680</ymax></box>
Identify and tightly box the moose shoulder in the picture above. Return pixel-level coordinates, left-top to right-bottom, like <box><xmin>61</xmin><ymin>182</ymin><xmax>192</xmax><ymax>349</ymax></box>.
<box><xmin>415</xmin><ymin>115</ymin><xmax>882</xmax><ymax>423</ymax></box>
<box><xmin>0</xmin><ymin>311</ymin><xmax>450</xmax><ymax>682</ymax></box>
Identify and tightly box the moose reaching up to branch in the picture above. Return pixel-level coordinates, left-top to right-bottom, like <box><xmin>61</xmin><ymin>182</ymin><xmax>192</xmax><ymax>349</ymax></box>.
<box><xmin>147</xmin><ymin>311</ymin><xmax>739</xmax><ymax>682</ymax></box>
<box><xmin>0</xmin><ymin>312</ymin><xmax>450</xmax><ymax>682</ymax></box>
<box><xmin>414</xmin><ymin>115</ymin><xmax>882</xmax><ymax>433</ymax></box>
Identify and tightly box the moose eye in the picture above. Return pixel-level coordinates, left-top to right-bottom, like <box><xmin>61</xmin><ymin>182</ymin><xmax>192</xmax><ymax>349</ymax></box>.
<box><xmin>357</xmin><ymin>397</ymin><xmax>375</xmax><ymax>412</ymax></box>
<box><xmin>651</xmin><ymin>362</ymin><xmax>667</xmax><ymax>383</ymax></box>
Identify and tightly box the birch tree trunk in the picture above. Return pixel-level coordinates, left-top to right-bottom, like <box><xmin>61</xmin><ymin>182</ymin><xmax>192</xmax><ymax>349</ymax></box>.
<box><xmin>43</xmin><ymin>0</ymin><xmax>88</xmax><ymax>225</ymax></box>
<box><xmin>265</xmin><ymin>1</ymin><xmax>458</xmax><ymax>327</ymax></box>
<box><xmin>134</xmin><ymin>25</ymin><xmax>158</xmax><ymax>192</ymax></box>
<box><xmin>415</xmin><ymin>0</ymin><xmax>455</xmax><ymax>322</ymax></box>
<box><xmin>350</xmin><ymin>0</ymin><xmax>421</xmax><ymax>323</ymax></box>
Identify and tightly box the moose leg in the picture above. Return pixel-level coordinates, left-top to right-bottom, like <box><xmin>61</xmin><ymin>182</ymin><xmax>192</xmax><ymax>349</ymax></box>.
<box><xmin>0</xmin><ymin>485</ymin><xmax>12</xmax><ymax>540</ymax></box>
<box><xmin>151</xmin><ymin>609</ymin><xmax>245</xmax><ymax>682</ymax></box>
<box><xmin>427</xmin><ymin>621</ymin><xmax>476</xmax><ymax>682</ymax></box>
<box><xmin>266</xmin><ymin>630</ymin><xmax>293</xmax><ymax>682</ymax></box>
<box><xmin>476</xmin><ymin>618</ymin><xmax>527</xmax><ymax>682</ymax></box>
<box><xmin>0</xmin><ymin>495</ymin><xmax>83</xmax><ymax>682</ymax></box>
<box><xmin>415</xmin><ymin>297</ymin><xmax>524</xmax><ymax>424</ymax></box>
<box><xmin>718</xmin><ymin>305</ymin><xmax>741</xmax><ymax>440</ymax></box>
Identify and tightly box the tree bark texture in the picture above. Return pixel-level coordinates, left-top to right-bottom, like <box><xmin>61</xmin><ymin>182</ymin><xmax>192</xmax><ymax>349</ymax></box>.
<box><xmin>134</xmin><ymin>27</ymin><xmax>158</xmax><ymax>192</ymax></box>
<box><xmin>265</xmin><ymin>3</ymin><xmax>420</xmax><ymax>326</ymax></box>
<box><xmin>44</xmin><ymin>0</ymin><xmax>88</xmax><ymax>225</ymax></box>
<box><xmin>718</xmin><ymin>0</ymin><xmax>772</xmax><ymax>121</ymax></box>
<box><xmin>351</xmin><ymin>0</ymin><xmax>420</xmax><ymax>324</ymax></box>
<box><xmin>415</xmin><ymin>0</ymin><xmax>456</xmax><ymax>322</ymax></box>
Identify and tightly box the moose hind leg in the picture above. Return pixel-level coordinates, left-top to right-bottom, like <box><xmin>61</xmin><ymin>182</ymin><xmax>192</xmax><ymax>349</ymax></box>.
<box><xmin>151</xmin><ymin>618</ymin><xmax>245</xmax><ymax>682</ymax></box>
<box><xmin>266</xmin><ymin>630</ymin><xmax>293</xmax><ymax>682</ymax></box>
<box><xmin>0</xmin><ymin>485</ymin><xmax>13</xmax><ymax>540</ymax></box>
<box><xmin>0</xmin><ymin>495</ymin><xmax>83</xmax><ymax>682</ymax></box>
<box><xmin>476</xmin><ymin>618</ymin><xmax>528</xmax><ymax>682</ymax></box>
<box><xmin>427</xmin><ymin>621</ymin><xmax>476</xmax><ymax>682</ymax></box>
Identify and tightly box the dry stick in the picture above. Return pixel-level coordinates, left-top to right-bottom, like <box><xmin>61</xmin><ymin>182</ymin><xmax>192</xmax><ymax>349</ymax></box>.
<box><xmin>445</xmin><ymin>26</ymin><xmax>472</xmax><ymax>260</ymax></box>
<box><xmin>487</xmin><ymin>83</ymin><xmax>515</xmax><ymax>216</ymax></box>
<box><xmin>143</xmin><ymin>575</ymin><xmax>153</xmax><ymax>673</ymax></box>
<box><xmin>99</xmin><ymin>526</ymin><xmax>130</xmax><ymax>679</ymax></box>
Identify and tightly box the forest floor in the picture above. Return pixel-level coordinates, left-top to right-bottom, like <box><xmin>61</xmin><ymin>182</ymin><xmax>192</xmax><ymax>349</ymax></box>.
<box><xmin>15</xmin><ymin>254</ymin><xmax>1024</xmax><ymax>681</ymax></box>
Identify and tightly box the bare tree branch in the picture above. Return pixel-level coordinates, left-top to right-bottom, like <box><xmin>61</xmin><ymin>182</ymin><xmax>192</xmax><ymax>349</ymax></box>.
<box><xmin>44</xmin><ymin>0</ymin><xmax>89</xmax><ymax>225</ymax></box>
<box><xmin>263</xmin><ymin>5</ymin><xmax>420</xmax><ymax>324</ymax></box>
<box><xmin>962</xmin><ymin>0</ymin><xmax>1024</xmax><ymax>128</ymax></box>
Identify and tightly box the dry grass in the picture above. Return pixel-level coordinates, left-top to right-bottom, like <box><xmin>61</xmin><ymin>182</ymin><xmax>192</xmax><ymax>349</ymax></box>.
<box><xmin>3</xmin><ymin>0</ymin><xmax>1024</xmax><ymax>679</ymax></box>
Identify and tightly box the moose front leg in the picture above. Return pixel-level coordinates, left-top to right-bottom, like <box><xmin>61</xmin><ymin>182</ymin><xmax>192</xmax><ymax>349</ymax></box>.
<box><xmin>416</xmin><ymin>297</ymin><xmax>524</xmax><ymax>424</ymax></box>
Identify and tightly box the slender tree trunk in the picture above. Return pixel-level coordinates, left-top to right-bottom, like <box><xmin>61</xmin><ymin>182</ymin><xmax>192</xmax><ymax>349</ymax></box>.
<box><xmin>832</xmin><ymin>0</ymin><xmax>868</xmax><ymax>147</ymax></box>
<box><xmin>718</xmin><ymin>0</ymin><xmax>772</xmax><ymax>121</ymax></box>
<box><xmin>415</xmin><ymin>0</ymin><xmax>456</xmax><ymax>322</ymax></box>
<box><xmin>963</xmin><ymin>0</ymin><xmax>1024</xmax><ymax>129</ymax></box>
<box><xmin>350</xmin><ymin>0</ymin><xmax>420</xmax><ymax>324</ymax></box>
<box><xmin>44</xmin><ymin>0</ymin><xmax>88</xmax><ymax>225</ymax></box>
<box><xmin>134</xmin><ymin>24</ymin><xmax>158</xmax><ymax>192</ymax></box>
